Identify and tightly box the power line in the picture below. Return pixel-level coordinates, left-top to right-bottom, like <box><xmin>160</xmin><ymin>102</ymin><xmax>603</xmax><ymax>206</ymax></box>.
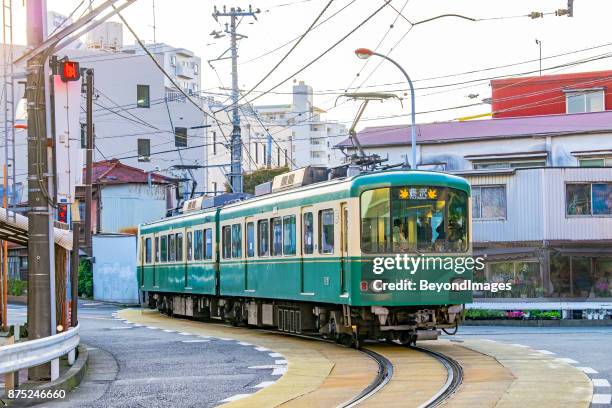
<box><xmin>237</xmin><ymin>0</ymin><xmax>335</xmax><ymax>104</ymax></box>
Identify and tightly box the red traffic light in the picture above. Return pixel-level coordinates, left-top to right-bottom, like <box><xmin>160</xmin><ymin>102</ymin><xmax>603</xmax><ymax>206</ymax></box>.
<box><xmin>61</xmin><ymin>61</ymin><xmax>80</xmax><ymax>82</ymax></box>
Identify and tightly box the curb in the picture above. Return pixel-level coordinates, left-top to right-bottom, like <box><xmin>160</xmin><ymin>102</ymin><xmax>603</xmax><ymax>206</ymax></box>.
<box><xmin>463</xmin><ymin>319</ymin><xmax>612</xmax><ymax>327</ymax></box>
<box><xmin>1</xmin><ymin>344</ymin><xmax>89</xmax><ymax>407</ymax></box>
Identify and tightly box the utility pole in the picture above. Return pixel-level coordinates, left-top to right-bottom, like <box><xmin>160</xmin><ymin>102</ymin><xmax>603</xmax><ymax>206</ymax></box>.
<box><xmin>84</xmin><ymin>69</ymin><xmax>94</xmax><ymax>256</ymax></box>
<box><xmin>212</xmin><ymin>5</ymin><xmax>260</xmax><ymax>193</ymax></box>
<box><xmin>26</xmin><ymin>0</ymin><xmax>56</xmax><ymax>380</ymax></box>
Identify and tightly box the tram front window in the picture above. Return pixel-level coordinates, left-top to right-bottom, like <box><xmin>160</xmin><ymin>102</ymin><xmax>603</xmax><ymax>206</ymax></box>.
<box><xmin>361</xmin><ymin>186</ymin><xmax>468</xmax><ymax>253</ymax></box>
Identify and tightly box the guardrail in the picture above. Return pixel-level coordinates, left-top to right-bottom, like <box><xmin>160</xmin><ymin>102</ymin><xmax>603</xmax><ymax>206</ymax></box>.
<box><xmin>0</xmin><ymin>324</ymin><xmax>80</xmax><ymax>382</ymax></box>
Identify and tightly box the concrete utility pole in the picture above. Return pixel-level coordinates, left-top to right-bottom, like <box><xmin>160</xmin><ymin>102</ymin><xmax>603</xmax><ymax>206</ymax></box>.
<box><xmin>26</xmin><ymin>0</ymin><xmax>56</xmax><ymax>380</ymax></box>
<box><xmin>84</xmin><ymin>69</ymin><xmax>94</xmax><ymax>256</ymax></box>
<box><xmin>212</xmin><ymin>5</ymin><xmax>260</xmax><ymax>193</ymax></box>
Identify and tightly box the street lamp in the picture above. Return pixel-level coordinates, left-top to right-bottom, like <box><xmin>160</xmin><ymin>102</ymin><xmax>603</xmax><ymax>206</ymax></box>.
<box><xmin>355</xmin><ymin>48</ymin><xmax>417</xmax><ymax>169</ymax></box>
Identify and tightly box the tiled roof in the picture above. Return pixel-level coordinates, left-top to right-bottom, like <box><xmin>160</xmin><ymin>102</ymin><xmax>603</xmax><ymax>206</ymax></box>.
<box><xmin>87</xmin><ymin>159</ymin><xmax>174</xmax><ymax>185</ymax></box>
<box><xmin>336</xmin><ymin>110</ymin><xmax>612</xmax><ymax>148</ymax></box>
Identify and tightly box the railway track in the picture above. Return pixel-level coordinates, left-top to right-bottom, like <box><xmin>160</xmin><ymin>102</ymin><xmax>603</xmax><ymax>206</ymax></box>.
<box><xmin>413</xmin><ymin>345</ymin><xmax>463</xmax><ymax>408</ymax></box>
<box><xmin>339</xmin><ymin>347</ymin><xmax>393</xmax><ymax>408</ymax></box>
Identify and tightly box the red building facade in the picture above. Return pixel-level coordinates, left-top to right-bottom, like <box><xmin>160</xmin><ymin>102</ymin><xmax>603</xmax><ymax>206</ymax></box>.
<box><xmin>491</xmin><ymin>70</ymin><xmax>612</xmax><ymax>118</ymax></box>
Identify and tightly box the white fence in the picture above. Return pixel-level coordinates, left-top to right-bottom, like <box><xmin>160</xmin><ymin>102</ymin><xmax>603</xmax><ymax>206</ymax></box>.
<box><xmin>0</xmin><ymin>324</ymin><xmax>80</xmax><ymax>381</ymax></box>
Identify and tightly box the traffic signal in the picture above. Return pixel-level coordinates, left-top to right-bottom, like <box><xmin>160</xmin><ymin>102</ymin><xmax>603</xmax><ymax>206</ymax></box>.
<box><xmin>57</xmin><ymin>204</ymin><xmax>68</xmax><ymax>223</ymax></box>
<box><xmin>60</xmin><ymin>60</ymin><xmax>81</xmax><ymax>82</ymax></box>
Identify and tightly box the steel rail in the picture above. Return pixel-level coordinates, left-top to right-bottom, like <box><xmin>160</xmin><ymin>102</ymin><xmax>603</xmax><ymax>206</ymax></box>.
<box><xmin>338</xmin><ymin>347</ymin><xmax>393</xmax><ymax>408</ymax></box>
<box><xmin>413</xmin><ymin>345</ymin><xmax>463</xmax><ymax>408</ymax></box>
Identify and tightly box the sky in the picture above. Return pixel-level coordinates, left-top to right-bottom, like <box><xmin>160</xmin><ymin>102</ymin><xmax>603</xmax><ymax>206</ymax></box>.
<box><xmin>11</xmin><ymin>0</ymin><xmax>612</xmax><ymax>131</ymax></box>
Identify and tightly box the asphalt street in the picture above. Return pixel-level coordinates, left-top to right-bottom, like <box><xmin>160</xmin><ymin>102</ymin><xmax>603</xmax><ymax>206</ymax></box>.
<box><xmin>7</xmin><ymin>302</ymin><xmax>281</xmax><ymax>408</ymax></box>
<box><xmin>444</xmin><ymin>325</ymin><xmax>612</xmax><ymax>407</ymax></box>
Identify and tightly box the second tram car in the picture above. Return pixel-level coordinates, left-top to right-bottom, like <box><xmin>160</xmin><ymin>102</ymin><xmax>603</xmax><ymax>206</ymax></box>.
<box><xmin>138</xmin><ymin>170</ymin><xmax>472</xmax><ymax>346</ymax></box>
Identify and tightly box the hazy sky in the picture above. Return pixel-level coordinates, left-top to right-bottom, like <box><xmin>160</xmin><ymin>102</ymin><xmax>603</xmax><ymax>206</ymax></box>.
<box><xmin>13</xmin><ymin>0</ymin><xmax>612</xmax><ymax>130</ymax></box>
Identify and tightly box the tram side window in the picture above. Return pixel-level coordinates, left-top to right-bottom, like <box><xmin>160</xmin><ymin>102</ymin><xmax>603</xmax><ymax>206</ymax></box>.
<box><xmin>258</xmin><ymin>220</ymin><xmax>269</xmax><ymax>256</ymax></box>
<box><xmin>283</xmin><ymin>215</ymin><xmax>296</xmax><ymax>255</ymax></box>
<box><xmin>222</xmin><ymin>226</ymin><xmax>231</xmax><ymax>259</ymax></box>
<box><xmin>144</xmin><ymin>237</ymin><xmax>152</xmax><ymax>264</ymax></box>
<box><xmin>168</xmin><ymin>234</ymin><xmax>176</xmax><ymax>262</ymax></box>
<box><xmin>204</xmin><ymin>228</ymin><xmax>213</xmax><ymax>260</ymax></box>
<box><xmin>231</xmin><ymin>224</ymin><xmax>242</xmax><ymax>258</ymax></box>
<box><xmin>271</xmin><ymin>217</ymin><xmax>283</xmax><ymax>256</ymax></box>
<box><xmin>186</xmin><ymin>232</ymin><xmax>193</xmax><ymax>261</ymax></box>
<box><xmin>194</xmin><ymin>230</ymin><xmax>203</xmax><ymax>260</ymax></box>
<box><xmin>303</xmin><ymin>212</ymin><xmax>314</xmax><ymax>254</ymax></box>
<box><xmin>160</xmin><ymin>236</ymin><xmax>168</xmax><ymax>262</ymax></box>
<box><xmin>176</xmin><ymin>233</ymin><xmax>183</xmax><ymax>262</ymax></box>
<box><xmin>246</xmin><ymin>222</ymin><xmax>255</xmax><ymax>257</ymax></box>
<box><xmin>319</xmin><ymin>209</ymin><xmax>335</xmax><ymax>254</ymax></box>
<box><xmin>154</xmin><ymin>237</ymin><xmax>160</xmax><ymax>262</ymax></box>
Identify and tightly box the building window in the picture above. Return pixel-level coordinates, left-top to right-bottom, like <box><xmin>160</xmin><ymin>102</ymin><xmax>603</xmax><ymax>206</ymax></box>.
<box><xmin>473</xmin><ymin>161</ymin><xmax>545</xmax><ymax>170</ymax></box>
<box><xmin>284</xmin><ymin>150</ymin><xmax>288</xmax><ymax>166</ymax></box>
<box><xmin>193</xmin><ymin>63</ymin><xmax>198</xmax><ymax>75</ymax></box>
<box><xmin>170</xmin><ymin>55</ymin><xmax>176</xmax><ymax>66</ymax></box>
<box><xmin>212</xmin><ymin>131</ymin><xmax>217</xmax><ymax>155</ymax></box>
<box><xmin>472</xmin><ymin>185</ymin><xmax>507</xmax><ymax>220</ymax></box>
<box><xmin>254</xmin><ymin>142</ymin><xmax>258</xmax><ymax>163</ymax></box>
<box><xmin>566</xmin><ymin>89</ymin><xmax>604</xmax><ymax>114</ymax></box>
<box><xmin>258</xmin><ymin>220</ymin><xmax>269</xmax><ymax>256</ymax></box>
<box><xmin>566</xmin><ymin>183</ymin><xmax>612</xmax><ymax>216</ymax></box>
<box><xmin>579</xmin><ymin>157</ymin><xmax>612</xmax><ymax>167</ymax></box>
<box><xmin>271</xmin><ymin>217</ymin><xmax>282</xmax><ymax>256</ymax></box>
<box><xmin>137</xmin><ymin>84</ymin><xmax>150</xmax><ymax>108</ymax></box>
<box><xmin>137</xmin><ymin>139</ymin><xmax>150</xmax><ymax>162</ymax></box>
<box><xmin>283</xmin><ymin>215</ymin><xmax>296</xmax><ymax>255</ymax></box>
<box><xmin>212</xmin><ymin>182</ymin><xmax>217</xmax><ymax>195</ymax></box>
<box><xmin>276</xmin><ymin>148</ymin><xmax>280</xmax><ymax>166</ymax></box>
<box><xmin>175</xmin><ymin>127</ymin><xmax>188</xmax><ymax>147</ymax></box>
<box><xmin>303</xmin><ymin>212</ymin><xmax>313</xmax><ymax>255</ymax></box>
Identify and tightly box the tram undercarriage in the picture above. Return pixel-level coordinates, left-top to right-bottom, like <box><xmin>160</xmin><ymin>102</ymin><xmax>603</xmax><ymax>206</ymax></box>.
<box><xmin>145</xmin><ymin>292</ymin><xmax>463</xmax><ymax>347</ymax></box>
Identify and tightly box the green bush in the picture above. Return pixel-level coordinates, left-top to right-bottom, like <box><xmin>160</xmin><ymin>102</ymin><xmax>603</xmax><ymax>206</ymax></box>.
<box><xmin>464</xmin><ymin>309</ymin><xmax>506</xmax><ymax>320</ymax></box>
<box><xmin>78</xmin><ymin>259</ymin><xmax>93</xmax><ymax>298</ymax></box>
<box><xmin>526</xmin><ymin>310</ymin><xmax>561</xmax><ymax>320</ymax></box>
<box><xmin>8</xmin><ymin>279</ymin><xmax>27</xmax><ymax>296</ymax></box>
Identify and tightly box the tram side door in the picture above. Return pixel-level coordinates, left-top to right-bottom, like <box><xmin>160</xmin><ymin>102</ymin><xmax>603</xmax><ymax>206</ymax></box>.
<box><xmin>340</xmin><ymin>202</ymin><xmax>348</xmax><ymax>295</ymax></box>
<box><xmin>300</xmin><ymin>206</ymin><xmax>313</xmax><ymax>293</ymax></box>
<box><xmin>245</xmin><ymin>218</ymin><xmax>255</xmax><ymax>291</ymax></box>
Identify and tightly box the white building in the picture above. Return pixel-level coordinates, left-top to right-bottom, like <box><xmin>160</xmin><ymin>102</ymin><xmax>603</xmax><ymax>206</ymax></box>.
<box><xmin>2</xmin><ymin>21</ymin><xmax>208</xmax><ymax>201</ymax></box>
<box><xmin>205</xmin><ymin>81</ymin><xmax>347</xmax><ymax>195</ymax></box>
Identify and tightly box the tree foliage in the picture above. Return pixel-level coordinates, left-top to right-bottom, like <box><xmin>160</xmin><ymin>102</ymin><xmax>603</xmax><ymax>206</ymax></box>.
<box><xmin>225</xmin><ymin>166</ymin><xmax>290</xmax><ymax>195</ymax></box>
<box><xmin>78</xmin><ymin>258</ymin><xmax>93</xmax><ymax>298</ymax></box>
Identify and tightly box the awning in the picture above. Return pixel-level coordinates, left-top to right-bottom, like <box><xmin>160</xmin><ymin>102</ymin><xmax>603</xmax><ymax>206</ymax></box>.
<box><xmin>552</xmin><ymin>247</ymin><xmax>612</xmax><ymax>257</ymax></box>
<box><xmin>0</xmin><ymin>208</ymin><xmax>73</xmax><ymax>250</ymax></box>
<box><xmin>473</xmin><ymin>246</ymin><xmax>540</xmax><ymax>261</ymax></box>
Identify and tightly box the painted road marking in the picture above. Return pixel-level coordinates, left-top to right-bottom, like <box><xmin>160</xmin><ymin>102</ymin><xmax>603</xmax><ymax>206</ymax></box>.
<box><xmin>163</xmin><ymin>329</ymin><xmax>176</xmax><ymax>333</ymax></box>
<box><xmin>253</xmin><ymin>381</ymin><xmax>275</xmax><ymax>389</ymax></box>
<box><xmin>178</xmin><ymin>332</ymin><xmax>192</xmax><ymax>336</ymax></box>
<box><xmin>218</xmin><ymin>337</ymin><xmax>233</xmax><ymax>341</ymax></box>
<box><xmin>481</xmin><ymin>339</ymin><xmax>496</xmax><ymax>342</ymax></box>
<box><xmin>510</xmin><ymin>343</ymin><xmax>529</xmax><ymax>348</ymax></box>
<box><xmin>275</xmin><ymin>359</ymin><xmax>288</xmax><ymax>365</ymax></box>
<box><xmin>268</xmin><ymin>352</ymin><xmax>283</xmax><ymax>358</ymax></box>
<box><xmin>556</xmin><ymin>357</ymin><xmax>578</xmax><ymax>364</ymax></box>
<box><xmin>577</xmin><ymin>367</ymin><xmax>598</xmax><ymax>374</ymax></box>
<box><xmin>181</xmin><ymin>339</ymin><xmax>210</xmax><ymax>343</ymax></box>
<box><xmin>146</xmin><ymin>326</ymin><xmax>159</xmax><ymax>330</ymax></box>
<box><xmin>593</xmin><ymin>379</ymin><xmax>611</xmax><ymax>387</ymax></box>
<box><xmin>592</xmin><ymin>394</ymin><xmax>612</xmax><ymax>404</ymax></box>
<box><xmin>248</xmin><ymin>365</ymin><xmax>278</xmax><ymax>370</ymax></box>
<box><xmin>536</xmin><ymin>350</ymin><xmax>556</xmax><ymax>355</ymax></box>
<box><xmin>109</xmin><ymin>327</ymin><xmax>132</xmax><ymax>330</ymax></box>
<box><xmin>272</xmin><ymin>366</ymin><xmax>287</xmax><ymax>376</ymax></box>
<box><xmin>219</xmin><ymin>394</ymin><xmax>252</xmax><ymax>402</ymax></box>
<box><xmin>255</xmin><ymin>346</ymin><xmax>270</xmax><ymax>352</ymax></box>
<box><xmin>238</xmin><ymin>341</ymin><xmax>252</xmax><ymax>346</ymax></box>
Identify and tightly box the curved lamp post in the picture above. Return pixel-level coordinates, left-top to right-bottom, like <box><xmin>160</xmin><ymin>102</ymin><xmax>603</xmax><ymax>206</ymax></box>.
<box><xmin>355</xmin><ymin>48</ymin><xmax>417</xmax><ymax>169</ymax></box>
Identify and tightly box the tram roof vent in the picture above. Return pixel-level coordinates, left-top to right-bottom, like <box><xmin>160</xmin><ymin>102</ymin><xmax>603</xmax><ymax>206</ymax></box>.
<box><xmin>181</xmin><ymin>196</ymin><xmax>205</xmax><ymax>213</ymax></box>
<box><xmin>271</xmin><ymin>166</ymin><xmax>329</xmax><ymax>193</ymax></box>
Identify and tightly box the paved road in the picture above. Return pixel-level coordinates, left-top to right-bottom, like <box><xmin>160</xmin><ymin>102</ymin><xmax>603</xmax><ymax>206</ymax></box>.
<box><xmin>444</xmin><ymin>325</ymin><xmax>612</xmax><ymax>407</ymax></box>
<box><xmin>7</xmin><ymin>302</ymin><xmax>282</xmax><ymax>407</ymax></box>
